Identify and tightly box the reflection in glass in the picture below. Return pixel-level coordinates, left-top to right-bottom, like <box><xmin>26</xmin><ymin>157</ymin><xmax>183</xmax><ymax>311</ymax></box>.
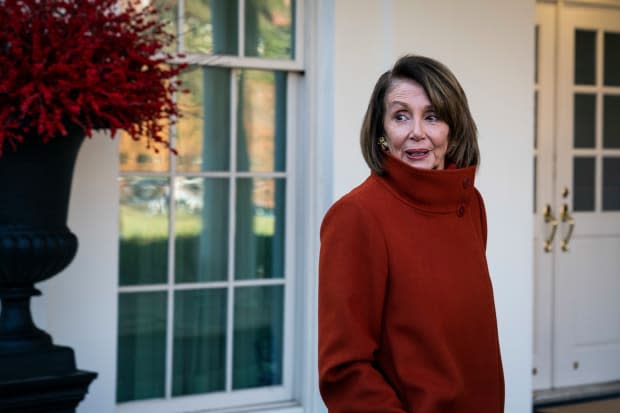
<box><xmin>175</xmin><ymin>178</ymin><xmax>229</xmax><ymax>282</ymax></box>
<box><xmin>177</xmin><ymin>67</ymin><xmax>231</xmax><ymax>172</ymax></box>
<box><xmin>604</xmin><ymin>95</ymin><xmax>620</xmax><ymax>148</ymax></box>
<box><xmin>117</xmin><ymin>292</ymin><xmax>167</xmax><ymax>402</ymax></box>
<box><xmin>237</xmin><ymin>70</ymin><xmax>287</xmax><ymax>172</ymax></box>
<box><xmin>235</xmin><ymin>178</ymin><xmax>285</xmax><ymax>280</ymax></box>
<box><xmin>603</xmin><ymin>158</ymin><xmax>620</xmax><ymax>211</ymax></box>
<box><xmin>151</xmin><ymin>0</ymin><xmax>178</xmax><ymax>54</ymax></box>
<box><xmin>573</xmin><ymin>157</ymin><xmax>596</xmax><ymax>211</ymax></box>
<box><xmin>535</xmin><ymin>25</ymin><xmax>539</xmax><ymax>84</ymax></box>
<box><xmin>184</xmin><ymin>0</ymin><xmax>238</xmax><ymax>54</ymax></box>
<box><xmin>534</xmin><ymin>92</ymin><xmax>538</xmax><ymax>149</ymax></box>
<box><xmin>119</xmin><ymin>131</ymin><xmax>170</xmax><ymax>173</ymax></box>
<box><xmin>575</xmin><ymin>29</ymin><xmax>596</xmax><ymax>85</ymax></box>
<box><xmin>574</xmin><ymin>94</ymin><xmax>596</xmax><ymax>148</ymax></box>
<box><xmin>534</xmin><ymin>156</ymin><xmax>537</xmax><ymax>213</ymax></box>
<box><xmin>233</xmin><ymin>285</ymin><xmax>284</xmax><ymax>389</ymax></box>
<box><xmin>604</xmin><ymin>32</ymin><xmax>620</xmax><ymax>86</ymax></box>
<box><xmin>119</xmin><ymin>177</ymin><xmax>169</xmax><ymax>286</ymax></box>
<box><xmin>245</xmin><ymin>0</ymin><xmax>294</xmax><ymax>59</ymax></box>
<box><xmin>173</xmin><ymin>289</ymin><xmax>227</xmax><ymax>395</ymax></box>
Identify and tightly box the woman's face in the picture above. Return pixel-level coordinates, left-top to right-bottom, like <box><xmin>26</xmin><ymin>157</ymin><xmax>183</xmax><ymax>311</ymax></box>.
<box><xmin>383</xmin><ymin>78</ymin><xmax>450</xmax><ymax>170</ymax></box>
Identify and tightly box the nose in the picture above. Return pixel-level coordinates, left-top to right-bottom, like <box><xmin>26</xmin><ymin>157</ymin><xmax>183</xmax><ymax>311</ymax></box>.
<box><xmin>409</xmin><ymin>120</ymin><xmax>424</xmax><ymax>141</ymax></box>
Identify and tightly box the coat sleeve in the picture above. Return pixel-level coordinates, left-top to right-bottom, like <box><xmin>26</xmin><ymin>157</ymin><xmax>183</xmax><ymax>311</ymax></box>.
<box><xmin>318</xmin><ymin>197</ymin><xmax>407</xmax><ymax>412</ymax></box>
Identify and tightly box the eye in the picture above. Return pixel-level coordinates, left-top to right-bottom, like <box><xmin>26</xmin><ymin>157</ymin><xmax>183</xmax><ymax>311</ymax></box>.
<box><xmin>425</xmin><ymin>113</ymin><xmax>440</xmax><ymax>122</ymax></box>
<box><xmin>394</xmin><ymin>112</ymin><xmax>409</xmax><ymax>122</ymax></box>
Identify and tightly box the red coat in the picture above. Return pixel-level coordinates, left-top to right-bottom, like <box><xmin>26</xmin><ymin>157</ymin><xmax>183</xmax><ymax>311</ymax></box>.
<box><xmin>318</xmin><ymin>155</ymin><xmax>504</xmax><ymax>413</ymax></box>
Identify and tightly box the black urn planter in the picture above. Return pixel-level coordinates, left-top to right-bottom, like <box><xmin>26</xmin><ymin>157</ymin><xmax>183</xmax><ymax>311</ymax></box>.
<box><xmin>0</xmin><ymin>131</ymin><xmax>97</xmax><ymax>412</ymax></box>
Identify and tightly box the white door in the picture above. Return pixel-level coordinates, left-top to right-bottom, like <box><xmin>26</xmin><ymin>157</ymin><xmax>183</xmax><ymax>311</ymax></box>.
<box><xmin>534</xmin><ymin>1</ymin><xmax>620</xmax><ymax>390</ymax></box>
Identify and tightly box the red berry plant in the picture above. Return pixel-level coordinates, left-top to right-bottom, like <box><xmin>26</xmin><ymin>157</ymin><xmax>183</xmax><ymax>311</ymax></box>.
<box><xmin>0</xmin><ymin>0</ymin><xmax>186</xmax><ymax>156</ymax></box>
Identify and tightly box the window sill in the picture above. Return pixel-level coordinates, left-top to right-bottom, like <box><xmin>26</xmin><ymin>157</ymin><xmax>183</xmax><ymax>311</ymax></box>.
<box><xmin>193</xmin><ymin>401</ymin><xmax>302</xmax><ymax>413</ymax></box>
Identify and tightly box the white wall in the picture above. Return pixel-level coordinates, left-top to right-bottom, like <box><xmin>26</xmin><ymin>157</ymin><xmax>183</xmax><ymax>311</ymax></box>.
<box><xmin>329</xmin><ymin>1</ymin><xmax>534</xmax><ymax>412</ymax></box>
<box><xmin>38</xmin><ymin>133</ymin><xmax>119</xmax><ymax>413</ymax></box>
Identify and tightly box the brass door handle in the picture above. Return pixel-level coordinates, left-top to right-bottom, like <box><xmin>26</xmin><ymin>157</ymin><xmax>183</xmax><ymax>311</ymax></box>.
<box><xmin>560</xmin><ymin>204</ymin><xmax>575</xmax><ymax>252</ymax></box>
<box><xmin>543</xmin><ymin>204</ymin><xmax>558</xmax><ymax>253</ymax></box>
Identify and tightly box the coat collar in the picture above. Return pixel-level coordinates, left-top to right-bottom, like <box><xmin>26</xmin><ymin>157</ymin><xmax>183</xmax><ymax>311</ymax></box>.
<box><xmin>375</xmin><ymin>154</ymin><xmax>477</xmax><ymax>214</ymax></box>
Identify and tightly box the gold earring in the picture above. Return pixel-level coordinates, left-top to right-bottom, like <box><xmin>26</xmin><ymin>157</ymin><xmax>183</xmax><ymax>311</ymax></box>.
<box><xmin>378</xmin><ymin>136</ymin><xmax>389</xmax><ymax>151</ymax></box>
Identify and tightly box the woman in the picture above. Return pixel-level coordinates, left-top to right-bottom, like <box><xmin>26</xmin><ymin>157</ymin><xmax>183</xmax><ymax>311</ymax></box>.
<box><xmin>318</xmin><ymin>55</ymin><xmax>504</xmax><ymax>413</ymax></box>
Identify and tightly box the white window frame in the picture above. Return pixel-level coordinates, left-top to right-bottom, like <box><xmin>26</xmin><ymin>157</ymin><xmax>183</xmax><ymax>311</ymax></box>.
<box><xmin>116</xmin><ymin>1</ymin><xmax>307</xmax><ymax>412</ymax></box>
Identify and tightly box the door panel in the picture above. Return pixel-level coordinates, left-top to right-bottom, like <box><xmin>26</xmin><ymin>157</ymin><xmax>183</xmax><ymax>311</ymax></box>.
<box><xmin>535</xmin><ymin>2</ymin><xmax>620</xmax><ymax>390</ymax></box>
<box><xmin>556</xmin><ymin>237</ymin><xmax>620</xmax><ymax>385</ymax></box>
<box><xmin>533</xmin><ymin>2</ymin><xmax>557</xmax><ymax>391</ymax></box>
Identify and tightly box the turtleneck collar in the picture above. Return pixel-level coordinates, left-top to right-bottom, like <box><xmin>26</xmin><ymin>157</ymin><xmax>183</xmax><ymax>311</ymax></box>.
<box><xmin>375</xmin><ymin>154</ymin><xmax>477</xmax><ymax>215</ymax></box>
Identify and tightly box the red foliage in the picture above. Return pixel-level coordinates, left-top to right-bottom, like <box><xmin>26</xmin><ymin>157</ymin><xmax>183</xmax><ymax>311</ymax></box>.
<box><xmin>0</xmin><ymin>0</ymin><xmax>187</xmax><ymax>156</ymax></box>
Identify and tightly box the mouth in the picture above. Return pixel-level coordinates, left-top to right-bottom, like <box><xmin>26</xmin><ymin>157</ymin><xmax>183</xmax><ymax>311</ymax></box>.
<box><xmin>404</xmin><ymin>148</ymin><xmax>430</xmax><ymax>160</ymax></box>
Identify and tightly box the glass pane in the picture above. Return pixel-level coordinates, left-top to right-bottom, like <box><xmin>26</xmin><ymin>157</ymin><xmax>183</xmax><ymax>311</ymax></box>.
<box><xmin>119</xmin><ymin>177</ymin><xmax>169</xmax><ymax>286</ymax></box>
<box><xmin>233</xmin><ymin>285</ymin><xmax>284</xmax><ymax>389</ymax></box>
<box><xmin>534</xmin><ymin>156</ymin><xmax>537</xmax><ymax>213</ymax></box>
<box><xmin>177</xmin><ymin>67</ymin><xmax>231</xmax><ymax>172</ymax></box>
<box><xmin>152</xmin><ymin>0</ymin><xmax>178</xmax><ymax>54</ymax></box>
<box><xmin>535</xmin><ymin>25</ymin><xmax>539</xmax><ymax>84</ymax></box>
<box><xmin>573</xmin><ymin>157</ymin><xmax>596</xmax><ymax>211</ymax></box>
<box><xmin>235</xmin><ymin>178</ymin><xmax>285</xmax><ymax>280</ymax></box>
<box><xmin>245</xmin><ymin>0</ymin><xmax>294</xmax><ymax>59</ymax></box>
<box><xmin>184</xmin><ymin>0</ymin><xmax>238</xmax><ymax>55</ymax></box>
<box><xmin>604</xmin><ymin>95</ymin><xmax>620</xmax><ymax>148</ymax></box>
<box><xmin>119</xmin><ymin>132</ymin><xmax>170</xmax><ymax>173</ymax></box>
<box><xmin>575</xmin><ymin>29</ymin><xmax>596</xmax><ymax>85</ymax></box>
<box><xmin>534</xmin><ymin>92</ymin><xmax>538</xmax><ymax>149</ymax></box>
<box><xmin>574</xmin><ymin>93</ymin><xmax>596</xmax><ymax>148</ymax></box>
<box><xmin>603</xmin><ymin>157</ymin><xmax>620</xmax><ymax>211</ymax></box>
<box><xmin>237</xmin><ymin>70</ymin><xmax>287</xmax><ymax>172</ymax></box>
<box><xmin>173</xmin><ymin>289</ymin><xmax>227</xmax><ymax>395</ymax></box>
<box><xmin>117</xmin><ymin>291</ymin><xmax>167</xmax><ymax>402</ymax></box>
<box><xmin>175</xmin><ymin>178</ymin><xmax>229</xmax><ymax>282</ymax></box>
<box><xmin>604</xmin><ymin>32</ymin><xmax>620</xmax><ymax>86</ymax></box>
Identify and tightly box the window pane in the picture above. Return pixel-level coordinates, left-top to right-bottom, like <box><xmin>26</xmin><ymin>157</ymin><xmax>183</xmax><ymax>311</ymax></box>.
<box><xmin>175</xmin><ymin>178</ymin><xmax>229</xmax><ymax>282</ymax></box>
<box><xmin>575</xmin><ymin>29</ymin><xmax>596</xmax><ymax>85</ymax></box>
<box><xmin>235</xmin><ymin>178</ymin><xmax>285</xmax><ymax>280</ymax></box>
<box><xmin>233</xmin><ymin>285</ymin><xmax>284</xmax><ymax>389</ymax></box>
<box><xmin>185</xmin><ymin>0</ymin><xmax>238</xmax><ymax>54</ymax></box>
<box><xmin>119</xmin><ymin>132</ymin><xmax>170</xmax><ymax>173</ymax></box>
<box><xmin>604</xmin><ymin>32</ymin><xmax>620</xmax><ymax>86</ymax></box>
<box><xmin>173</xmin><ymin>289</ymin><xmax>227</xmax><ymax>395</ymax></box>
<box><xmin>574</xmin><ymin>93</ymin><xmax>596</xmax><ymax>148</ymax></box>
<box><xmin>237</xmin><ymin>70</ymin><xmax>287</xmax><ymax>172</ymax></box>
<box><xmin>177</xmin><ymin>67</ymin><xmax>231</xmax><ymax>172</ymax></box>
<box><xmin>604</xmin><ymin>95</ymin><xmax>620</xmax><ymax>148</ymax></box>
<box><xmin>603</xmin><ymin>157</ymin><xmax>620</xmax><ymax>211</ymax></box>
<box><xmin>534</xmin><ymin>156</ymin><xmax>537</xmax><ymax>213</ymax></box>
<box><xmin>152</xmin><ymin>0</ymin><xmax>178</xmax><ymax>54</ymax></box>
<box><xmin>534</xmin><ymin>92</ymin><xmax>538</xmax><ymax>149</ymax></box>
<box><xmin>119</xmin><ymin>177</ymin><xmax>169</xmax><ymax>286</ymax></box>
<box><xmin>117</xmin><ymin>292</ymin><xmax>167</xmax><ymax>402</ymax></box>
<box><xmin>535</xmin><ymin>25</ymin><xmax>539</xmax><ymax>84</ymax></box>
<box><xmin>245</xmin><ymin>0</ymin><xmax>294</xmax><ymax>59</ymax></box>
<box><xmin>573</xmin><ymin>157</ymin><xmax>596</xmax><ymax>211</ymax></box>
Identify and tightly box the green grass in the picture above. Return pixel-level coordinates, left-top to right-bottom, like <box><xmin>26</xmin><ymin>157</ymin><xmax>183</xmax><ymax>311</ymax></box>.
<box><xmin>120</xmin><ymin>206</ymin><xmax>275</xmax><ymax>239</ymax></box>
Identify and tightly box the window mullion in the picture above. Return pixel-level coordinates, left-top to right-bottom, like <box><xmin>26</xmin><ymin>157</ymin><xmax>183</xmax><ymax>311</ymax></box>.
<box><xmin>164</xmin><ymin>113</ymin><xmax>177</xmax><ymax>399</ymax></box>
<box><xmin>282</xmin><ymin>72</ymin><xmax>296</xmax><ymax>395</ymax></box>
<box><xmin>177</xmin><ymin>0</ymin><xmax>185</xmax><ymax>53</ymax></box>
<box><xmin>225</xmin><ymin>68</ymin><xmax>240</xmax><ymax>393</ymax></box>
<box><xmin>596</xmin><ymin>29</ymin><xmax>603</xmax><ymax>212</ymax></box>
<box><xmin>294</xmin><ymin>0</ymin><xmax>303</xmax><ymax>65</ymax></box>
<box><xmin>239</xmin><ymin>0</ymin><xmax>245</xmax><ymax>57</ymax></box>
